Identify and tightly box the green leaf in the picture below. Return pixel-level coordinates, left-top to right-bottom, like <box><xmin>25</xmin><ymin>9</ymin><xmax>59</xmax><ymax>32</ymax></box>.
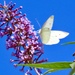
<box><xmin>17</xmin><ymin>62</ymin><xmax>72</xmax><ymax>69</ymax></box>
<box><xmin>43</xmin><ymin>68</ymin><xmax>68</xmax><ymax>75</ymax></box>
<box><xmin>69</xmin><ymin>69</ymin><xmax>75</xmax><ymax>75</ymax></box>
<box><xmin>43</xmin><ymin>69</ymin><xmax>61</xmax><ymax>75</ymax></box>
<box><xmin>17</xmin><ymin>62</ymin><xmax>73</xmax><ymax>75</ymax></box>
<box><xmin>69</xmin><ymin>62</ymin><xmax>75</xmax><ymax>75</ymax></box>
<box><xmin>62</xmin><ymin>41</ymin><xmax>75</xmax><ymax>45</ymax></box>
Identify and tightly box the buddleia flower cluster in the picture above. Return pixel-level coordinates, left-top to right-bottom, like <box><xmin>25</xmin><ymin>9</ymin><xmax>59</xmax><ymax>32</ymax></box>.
<box><xmin>0</xmin><ymin>1</ymin><xmax>47</xmax><ymax>75</ymax></box>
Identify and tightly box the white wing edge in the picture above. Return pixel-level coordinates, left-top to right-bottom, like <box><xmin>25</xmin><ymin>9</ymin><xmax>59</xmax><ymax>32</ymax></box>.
<box><xmin>42</xmin><ymin>15</ymin><xmax>54</xmax><ymax>29</ymax></box>
<box><xmin>51</xmin><ymin>30</ymin><xmax>69</xmax><ymax>39</ymax></box>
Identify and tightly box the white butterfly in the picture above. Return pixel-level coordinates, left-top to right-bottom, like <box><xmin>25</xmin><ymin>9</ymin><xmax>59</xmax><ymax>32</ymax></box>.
<box><xmin>38</xmin><ymin>15</ymin><xmax>69</xmax><ymax>45</ymax></box>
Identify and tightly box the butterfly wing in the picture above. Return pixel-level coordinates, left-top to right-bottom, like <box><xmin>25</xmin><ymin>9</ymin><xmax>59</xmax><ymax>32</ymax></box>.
<box><xmin>45</xmin><ymin>30</ymin><xmax>69</xmax><ymax>45</ymax></box>
<box><xmin>40</xmin><ymin>28</ymin><xmax>51</xmax><ymax>44</ymax></box>
<box><xmin>45</xmin><ymin>36</ymin><xmax>60</xmax><ymax>45</ymax></box>
<box><xmin>42</xmin><ymin>15</ymin><xmax>54</xmax><ymax>29</ymax></box>
<box><xmin>50</xmin><ymin>30</ymin><xmax>69</xmax><ymax>39</ymax></box>
<box><xmin>40</xmin><ymin>15</ymin><xmax>54</xmax><ymax>44</ymax></box>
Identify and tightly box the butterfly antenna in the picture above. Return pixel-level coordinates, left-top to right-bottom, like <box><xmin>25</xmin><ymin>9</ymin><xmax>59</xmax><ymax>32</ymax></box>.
<box><xmin>35</xmin><ymin>18</ymin><xmax>41</xmax><ymax>33</ymax></box>
<box><xmin>35</xmin><ymin>18</ymin><xmax>43</xmax><ymax>45</ymax></box>
<box><xmin>35</xmin><ymin>18</ymin><xmax>41</xmax><ymax>28</ymax></box>
<box><xmin>4</xmin><ymin>0</ymin><xmax>6</xmax><ymax>6</ymax></box>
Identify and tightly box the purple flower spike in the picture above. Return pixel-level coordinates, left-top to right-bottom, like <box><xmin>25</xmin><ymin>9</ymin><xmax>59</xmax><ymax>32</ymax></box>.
<box><xmin>0</xmin><ymin>1</ymin><xmax>22</xmax><ymax>37</ymax></box>
<box><xmin>0</xmin><ymin>1</ymin><xmax>47</xmax><ymax>75</ymax></box>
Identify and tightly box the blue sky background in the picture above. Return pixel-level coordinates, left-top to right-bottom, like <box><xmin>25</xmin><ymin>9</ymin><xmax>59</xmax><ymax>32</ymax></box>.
<box><xmin>0</xmin><ymin>0</ymin><xmax>75</xmax><ymax>75</ymax></box>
